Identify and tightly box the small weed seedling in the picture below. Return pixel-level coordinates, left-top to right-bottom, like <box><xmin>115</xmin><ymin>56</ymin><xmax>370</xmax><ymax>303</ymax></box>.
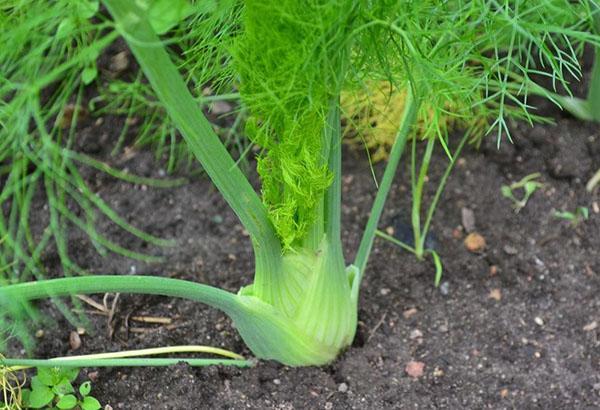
<box><xmin>501</xmin><ymin>173</ymin><xmax>544</xmax><ymax>212</ymax></box>
<box><xmin>554</xmin><ymin>207</ymin><xmax>590</xmax><ymax>226</ymax></box>
<box><xmin>21</xmin><ymin>367</ymin><xmax>101</xmax><ymax>410</ymax></box>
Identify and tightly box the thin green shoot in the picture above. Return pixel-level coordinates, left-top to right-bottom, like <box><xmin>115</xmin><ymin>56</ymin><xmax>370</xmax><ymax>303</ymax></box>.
<box><xmin>554</xmin><ymin>206</ymin><xmax>590</xmax><ymax>226</ymax></box>
<box><xmin>4</xmin><ymin>345</ymin><xmax>250</xmax><ymax>374</ymax></box>
<box><xmin>501</xmin><ymin>173</ymin><xmax>544</xmax><ymax>212</ymax></box>
<box><xmin>377</xmin><ymin>131</ymin><xmax>469</xmax><ymax>277</ymax></box>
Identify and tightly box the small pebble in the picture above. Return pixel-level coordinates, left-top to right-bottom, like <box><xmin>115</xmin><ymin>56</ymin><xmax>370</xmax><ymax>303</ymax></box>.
<box><xmin>35</xmin><ymin>329</ymin><xmax>44</xmax><ymax>338</ymax></box>
<box><xmin>380</xmin><ymin>288</ymin><xmax>391</xmax><ymax>296</ymax></box>
<box><xmin>324</xmin><ymin>402</ymin><xmax>333</xmax><ymax>410</ymax></box>
<box><xmin>110</xmin><ymin>51</ymin><xmax>129</xmax><ymax>73</ymax></box>
<box><xmin>439</xmin><ymin>281</ymin><xmax>450</xmax><ymax>296</ymax></box>
<box><xmin>461</xmin><ymin>208</ymin><xmax>476</xmax><ymax>232</ymax></box>
<box><xmin>489</xmin><ymin>288</ymin><xmax>502</xmax><ymax>301</ymax></box>
<box><xmin>338</xmin><ymin>382</ymin><xmax>348</xmax><ymax>393</ymax></box>
<box><xmin>405</xmin><ymin>361</ymin><xmax>425</xmax><ymax>378</ymax></box>
<box><xmin>210</xmin><ymin>101</ymin><xmax>232</xmax><ymax>114</ymax></box>
<box><xmin>409</xmin><ymin>329</ymin><xmax>423</xmax><ymax>340</ymax></box>
<box><xmin>69</xmin><ymin>331</ymin><xmax>81</xmax><ymax>350</ymax></box>
<box><xmin>464</xmin><ymin>232</ymin><xmax>486</xmax><ymax>252</ymax></box>
<box><xmin>534</xmin><ymin>317</ymin><xmax>544</xmax><ymax>326</ymax></box>
<box><xmin>452</xmin><ymin>226</ymin><xmax>464</xmax><ymax>239</ymax></box>
<box><xmin>403</xmin><ymin>308</ymin><xmax>418</xmax><ymax>319</ymax></box>
<box><xmin>583</xmin><ymin>321</ymin><xmax>597</xmax><ymax>331</ymax></box>
<box><xmin>503</xmin><ymin>245</ymin><xmax>518</xmax><ymax>255</ymax></box>
<box><xmin>273</xmin><ymin>379</ymin><xmax>281</xmax><ymax>385</ymax></box>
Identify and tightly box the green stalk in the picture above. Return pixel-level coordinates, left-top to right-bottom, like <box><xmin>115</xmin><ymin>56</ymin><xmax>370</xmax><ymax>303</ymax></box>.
<box><xmin>419</xmin><ymin>132</ymin><xmax>470</xmax><ymax>250</ymax></box>
<box><xmin>0</xmin><ymin>276</ymin><xmax>238</xmax><ymax>313</ymax></box>
<box><xmin>588</xmin><ymin>1</ymin><xmax>600</xmax><ymax>120</ymax></box>
<box><xmin>1</xmin><ymin>358</ymin><xmax>251</xmax><ymax>368</ymax></box>
<box><xmin>588</xmin><ymin>46</ymin><xmax>600</xmax><ymax>121</ymax></box>
<box><xmin>324</xmin><ymin>102</ymin><xmax>343</xmax><ymax>250</ymax></box>
<box><xmin>353</xmin><ymin>88</ymin><xmax>420</xmax><ymax>291</ymax></box>
<box><xmin>101</xmin><ymin>0</ymin><xmax>283</xmax><ymax>304</ymax></box>
<box><xmin>303</xmin><ymin>102</ymin><xmax>337</xmax><ymax>251</ymax></box>
<box><xmin>411</xmin><ymin>137</ymin><xmax>435</xmax><ymax>259</ymax></box>
<box><xmin>4</xmin><ymin>346</ymin><xmax>251</xmax><ymax>370</ymax></box>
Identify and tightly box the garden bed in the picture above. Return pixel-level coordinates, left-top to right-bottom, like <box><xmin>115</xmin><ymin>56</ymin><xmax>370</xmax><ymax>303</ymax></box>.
<box><xmin>23</xmin><ymin>111</ymin><xmax>600</xmax><ymax>408</ymax></box>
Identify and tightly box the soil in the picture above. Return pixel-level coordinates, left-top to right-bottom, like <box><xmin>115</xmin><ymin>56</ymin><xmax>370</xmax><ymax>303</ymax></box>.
<box><xmin>8</xmin><ymin>92</ymin><xmax>600</xmax><ymax>408</ymax></box>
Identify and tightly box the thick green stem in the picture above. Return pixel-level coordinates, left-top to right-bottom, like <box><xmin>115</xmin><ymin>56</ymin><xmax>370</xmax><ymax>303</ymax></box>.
<box><xmin>325</xmin><ymin>102</ymin><xmax>343</xmax><ymax>251</ymax></box>
<box><xmin>588</xmin><ymin>45</ymin><xmax>600</xmax><ymax>121</ymax></box>
<box><xmin>101</xmin><ymin>0</ymin><xmax>283</xmax><ymax>304</ymax></box>
<box><xmin>353</xmin><ymin>88</ymin><xmax>420</xmax><ymax>289</ymax></box>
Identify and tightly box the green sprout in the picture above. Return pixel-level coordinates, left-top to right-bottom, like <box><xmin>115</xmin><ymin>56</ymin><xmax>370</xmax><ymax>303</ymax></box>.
<box><xmin>1</xmin><ymin>0</ymin><xmax>599</xmax><ymax>369</ymax></box>
<box><xmin>554</xmin><ymin>206</ymin><xmax>590</xmax><ymax>226</ymax></box>
<box><xmin>501</xmin><ymin>173</ymin><xmax>544</xmax><ymax>212</ymax></box>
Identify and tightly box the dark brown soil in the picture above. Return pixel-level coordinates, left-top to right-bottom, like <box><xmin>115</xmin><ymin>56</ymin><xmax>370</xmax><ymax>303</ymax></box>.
<box><xmin>11</xmin><ymin>107</ymin><xmax>600</xmax><ymax>409</ymax></box>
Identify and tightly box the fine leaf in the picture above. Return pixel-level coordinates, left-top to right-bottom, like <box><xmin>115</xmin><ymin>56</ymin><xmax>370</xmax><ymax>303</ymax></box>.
<box><xmin>27</xmin><ymin>385</ymin><xmax>54</xmax><ymax>409</ymax></box>
<box><xmin>82</xmin><ymin>66</ymin><xmax>98</xmax><ymax>85</ymax></box>
<box><xmin>148</xmin><ymin>0</ymin><xmax>194</xmax><ymax>34</ymax></box>
<box><xmin>36</xmin><ymin>368</ymin><xmax>58</xmax><ymax>386</ymax></box>
<box><xmin>79</xmin><ymin>381</ymin><xmax>92</xmax><ymax>396</ymax></box>
<box><xmin>52</xmin><ymin>378</ymin><xmax>75</xmax><ymax>395</ymax></box>
<box><xmin>62</xmin><ymin>367</ymin><xmax>80</xmax><ymax>383</ymax></box>
<box><xmin>77</xmin><ymin>0</ymin><xmax>100</xmax><ymax>19</ymax></box>
<box><xmin>56</xmin><ymin>394</ymin><xmax>78</xmax><ymax>409</ymax></box>
<box><xmin>81</xmin><ymin>396</ymin><xmax>102</xmax><ymax>410</ymax></box>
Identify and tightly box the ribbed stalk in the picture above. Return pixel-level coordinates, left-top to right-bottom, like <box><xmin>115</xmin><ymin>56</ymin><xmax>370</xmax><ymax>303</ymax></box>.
<box><xmin>101</xmin><ymin>0</ymin><xmax>284</xmax><ymax>305</ymax></box>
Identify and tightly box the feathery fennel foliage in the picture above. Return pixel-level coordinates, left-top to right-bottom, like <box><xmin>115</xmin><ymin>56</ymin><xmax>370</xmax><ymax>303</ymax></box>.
<box><xmin>1</xmin><ymin>0</ymin><xmax>599</xmax><ymax>367</ymax></box>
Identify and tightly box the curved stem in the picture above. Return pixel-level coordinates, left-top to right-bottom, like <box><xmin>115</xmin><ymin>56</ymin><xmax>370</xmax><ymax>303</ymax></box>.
<box><xmin>0</xmin><ymin>275</ymin><xmax>239</xmax><ymax>315</ymax></box>
<box><xmin>2</xmin><ymin>358</ymin><xmax>252</xmax><ymax>368</ymax></box>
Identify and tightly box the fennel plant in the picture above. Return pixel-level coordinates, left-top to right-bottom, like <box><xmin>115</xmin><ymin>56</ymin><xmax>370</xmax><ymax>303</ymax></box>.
<box><xmin>1</xmin><ymin>0</ymin><xmax>599</xmax><ymax>367</ymax></box>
